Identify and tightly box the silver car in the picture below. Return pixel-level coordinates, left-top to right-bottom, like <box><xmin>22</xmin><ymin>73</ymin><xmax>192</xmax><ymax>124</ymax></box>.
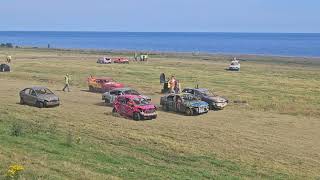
<box><xmin>19</xmin><ymin>86</ymin><xmax>60</xmax><ymax>108</ymax></box>
<box><xmin>102</xmin><ymin>88</ymin><xmax>151</xmax><ymax>106</ymax></box>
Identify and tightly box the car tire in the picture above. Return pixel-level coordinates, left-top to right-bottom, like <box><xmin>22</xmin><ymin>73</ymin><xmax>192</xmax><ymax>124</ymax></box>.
<box><xmin>89</xmin><ymin>86</ymin><xmax>94</xmax><ymax>92</ymax></box>
<box><xmin>162</xmin><ymin>105</ymin><xmax>169</xmax><ymax>111</ymax></box>
<box><xmin>44</xmin><ymin>101</ymin><xmax>48</xmax><ymax>108</ymax></box>
<box><xmin>133</xmin><ymin>112</ymin><xmax>142</xmax><ymax>121</ymax></box>
<box><xmin>185</xmin><ymin>108</ymin><xmax>193</xmax><ymax>116</ymax></box>
<box><xmin>20</xmin><ymin>98</ymin><xmax>24</xmax><ymax>105</ymax></box>
<box><xmin>36</xmin><ymin>101</ymin><xmax>44</xmax><ymax>108</ymax></box>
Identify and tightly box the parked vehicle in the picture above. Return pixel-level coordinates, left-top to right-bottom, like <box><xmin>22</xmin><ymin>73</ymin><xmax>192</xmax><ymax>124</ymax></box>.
<box><xmin>113</xmin><ymin>58</ymin><xmax>129</xmax><ymax>64</ymax></box>
<box><xmin>113</xmin><ymin>95</ymin><xmax>157</xmax><ymax>120</ymax></box>
<box><xmin>87</xmin><ymin>76</ymin><xmax>124</xmax><ymax>93</ymax></box>
<box><xmin>160</xmin><ymin>93</ymin><xmax>209</xmax><ymax>116</ymax></box>
<box><xmin>97</xmin><ymin>57</ymin><xmax>112</xmax><ymax>64</ymax></box>
<box><xmin>19</xmin><ymin>86</ymin><xmax>60</xmax><ymax>108</ymax></box>
<box><xmin>0</xmin><ymin>64</ymin><xmax>10</xmax><ymax>72</ymax></box>
<box><xmin>102</xmin><ymin>88</ymin><xmax>151</xmax><ymax>106</ymax></box>
<box><xmin>182</xmin><ymin>88</ymin><xmax>228</xmax><ymax>110</ymax></box>
<box><xmin>229</xmin><ymin>59</ymin><xmax>240</xmax><ymax>71</ymax></box>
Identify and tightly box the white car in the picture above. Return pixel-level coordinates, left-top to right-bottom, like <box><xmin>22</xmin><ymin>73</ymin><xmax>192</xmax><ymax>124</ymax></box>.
<box><xmin>229</xmin><ymin>60</ymin><xmax>240</xmax><ymax>71</ymax></box>
<box><xmin>97</xmin><ymin>57</ymin><xmax>112</xmax><ymax>64</ymax></box>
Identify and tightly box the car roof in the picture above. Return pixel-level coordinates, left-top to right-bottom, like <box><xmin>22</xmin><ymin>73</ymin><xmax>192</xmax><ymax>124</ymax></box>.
<box><xmin>166</xmin><ymin>93</ymin><xmax>191</xmax><ymax>97</ymax></box>
<box><xmin>118</xmin><ymin>94</ymin><xmax>142</xmax><ymax>99</ymax></box>
<box><xmin>111</xmin><ymin>87</ymin><xmax>132</xmax><ymax>92</ymax></box>
<box><xmin>25</xmin><ymin>86</ymin><xmax>48</xmax><ymax>90</ymax></box>
<box><xmin>184</xmin><ymin>88</ymin><xmax>208</xmax><ymax>92</ymax></box>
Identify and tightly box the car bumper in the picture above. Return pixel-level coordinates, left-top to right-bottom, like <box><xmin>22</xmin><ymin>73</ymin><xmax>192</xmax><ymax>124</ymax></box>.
<box><xmin>46</xmin><ymin>101</ymin><xmax>60</xmax><ymax>107</ymax></box>
<box><xmin>213</xmin><ymin>102</ymin><xmax>228</xmax><ymax>109</ymax></box>
<box><xmin>140</xmin><ymin>112</ymin><xmax>157</xmax><ymax>119</ymax></box>
<box><xmin>196</xmin><ymin>107</ymin><xmax>209</xmax><ymax>114</ymax></box>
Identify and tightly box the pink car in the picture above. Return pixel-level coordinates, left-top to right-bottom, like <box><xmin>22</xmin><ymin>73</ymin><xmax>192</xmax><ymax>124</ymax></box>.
<box><xmin>113</xmin><ymin>95</ymin><xmax>157</xmax><ymax>120</ymax></box>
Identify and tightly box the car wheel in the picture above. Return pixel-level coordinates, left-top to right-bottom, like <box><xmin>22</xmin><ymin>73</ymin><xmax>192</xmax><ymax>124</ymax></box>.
<box><xmin>20</xmin><ymin>97</ymin><xmax>25</xmax><ymax>105</ymax></box>
<box><xmin>44</xmin><ymin>101</ymin><xmax>48</xmax><ymax>108</ymax></box>
<box><xmin>185</xmin><ymin>108</ymin><xmax>193</xmax><ymax>116</ymax></box>
<box><xmin>162</xmin><ymin>105</ymin><xmax>169</xmax><ymax>111</ymax></box>
<box><xmin>89</xmin><ymin>86</ymin><xmax>94</xmax><ymax>92</ymax></box>
<box><xmin>36</xmin><ymin>101</ymin><xmax>44</xmax><ymax>108</ymax></box>
<box><xmin>133</xmin><ymin>112</ymin><xmax>142</xmax><ymax>121</ymax></box>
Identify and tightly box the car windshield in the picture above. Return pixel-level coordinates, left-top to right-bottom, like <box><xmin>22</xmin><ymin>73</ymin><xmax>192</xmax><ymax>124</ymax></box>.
<box><xmin>133</xmin><ymin>98</ymin><xmax>150</xmax><ymax>106</ymax></box>
<box><xmin>182</xmin><ymin>94</ymin><xmax>199</xmax><ymax>101</ymax></box>
<box><xmin>124</xmin><ymin>90</ymin><xmax>140</xmax><ymax>95</ymax></box>
<box><xmin>35</xmin><ymin>88</ymin><xmax>53</xmax><ymax>95</ymax></box>
<box><xmin>200</xmin><ymin>90</ymin><xmax>213</xmax><ymax>96</ymax></box>
<box><xmin>99</xmin><ymin>79</ymin><xmax>112</xmax><ymax>83</ymax></box>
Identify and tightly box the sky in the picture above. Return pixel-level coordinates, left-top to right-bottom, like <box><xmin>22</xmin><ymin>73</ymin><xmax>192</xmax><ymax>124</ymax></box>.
<box><xmin>1</xmin><ymin>0</ymin><xmax>319</xmax><ymax>33</ymax></box>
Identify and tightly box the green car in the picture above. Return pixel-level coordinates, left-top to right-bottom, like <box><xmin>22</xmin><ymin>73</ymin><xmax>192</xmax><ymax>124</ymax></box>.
<box><xmin>160</xmin><ymin>93</ymin><xmax>209</xmax><ymax>116</ymax></box>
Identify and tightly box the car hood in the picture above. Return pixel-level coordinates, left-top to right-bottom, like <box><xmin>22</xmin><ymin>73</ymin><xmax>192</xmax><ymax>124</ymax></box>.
<box><xmin>140</xmin><ymin>95</ymin><xmax>151</xmax><ymax>100</ymax></box>
<box><xmin>205</xmin><ymin>96</ymin><xmax>227</xmax><ymax>103</ymax></box>
<box><xmin>184</xmin><ymin>101</ymin><xmax>208</xmax><ymax>107</ymax></box>
<box><xmin>137</xmin><ymin>104</ymin><xmax>156</xmax><ymax>110</ymax></box>
<box><xmin>38</xmin><ymin>94</ymin><xmax>59</xmax><ymax>101</ymax></box>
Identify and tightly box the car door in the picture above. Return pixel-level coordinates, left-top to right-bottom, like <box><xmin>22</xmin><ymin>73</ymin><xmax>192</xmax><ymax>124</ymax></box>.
<box><xmin>28</xmin><ymin>89</ymin><xmax>38</xmax><ymax>105</ymax></box>
<box><xmin>21</xmin><ymin>88</ymin><xmax>31</xmax><ymax>105</ymax></box>
<box><xmin>175</xmin><ymin>95</ymin><xmax>183</xmax><ymax>112</ymax></box>
<box><xmin>125</xmin><ymin>99</ymin><xmax>135</xmax><ymax>117</ymax></box>
<box><xmin>119</xmin><ymin>97</ymin><xmax>127</xmax><ymax>115</ymax></box>
<box><xmin>166</xmin><ymin>95</ymin><xmax>175</xmax><ymax>111</ymax></box>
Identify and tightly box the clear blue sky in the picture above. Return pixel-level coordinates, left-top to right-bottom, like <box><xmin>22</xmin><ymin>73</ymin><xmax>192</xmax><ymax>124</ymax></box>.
<box><xmin>1</xmin><ymin>0</ymin><xmax>319</xmax><ymax>32</ymax></box>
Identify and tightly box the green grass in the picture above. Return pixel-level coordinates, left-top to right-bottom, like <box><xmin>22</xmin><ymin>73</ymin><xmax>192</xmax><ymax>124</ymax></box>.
<box><xmin>0</xmin><ymin>48</ymin><xmax>319</xmax><ymax>179</ymax></box>
<box><xmin>0</xmin><ymin>115</ymin><xmax>291</xmax><ymax>179</ymax></box>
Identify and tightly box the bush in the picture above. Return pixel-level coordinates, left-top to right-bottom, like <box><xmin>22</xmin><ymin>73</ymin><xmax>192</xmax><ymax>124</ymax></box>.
<box><xmin>0</xmin><ymin>43</ymin><xmax>14</xmax><ymax>48</ymax></box>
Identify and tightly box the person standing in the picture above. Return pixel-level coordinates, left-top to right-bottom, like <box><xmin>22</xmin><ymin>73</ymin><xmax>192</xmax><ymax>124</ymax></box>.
<box><xmin>6</xmin><ymin>55</ymin><xmax>12</xmax><ymax>63</ymax></box>
<box><xmin>63</xmin><ymin>74</ymin><xmax>71</xmax><ymax>92</ymax></box>
<box><xmin>169</xmin><ymin>76</ymin><xmax>176</xmax><ymax>93</ymax></box>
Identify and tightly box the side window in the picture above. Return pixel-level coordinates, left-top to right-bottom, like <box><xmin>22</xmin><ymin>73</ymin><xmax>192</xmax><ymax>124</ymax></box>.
<box><xmin>30</xmin><ymin>90</ymin><xmax>36</xmax><ymax>96</ymax></box>
<box><xmin>117</xmin><ymin>91</ymin><xmax>123</xmax><ymax>96</ymax></box>
<box><xmin>110</xmin><ymin>91</ymin><xmax>117</xmax><ymax>95</ymax></box>
<box><xmin>24</xmin><ymin>89</ymin><xmax>30</xmax><ymax>95</ymax></box>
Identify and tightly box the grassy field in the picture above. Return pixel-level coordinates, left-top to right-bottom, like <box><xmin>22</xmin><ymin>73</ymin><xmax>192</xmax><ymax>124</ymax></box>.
<box><xmin>0</xmin><ymin>48</ymin><xmax>320</xmax><ymax>179</ymax></box>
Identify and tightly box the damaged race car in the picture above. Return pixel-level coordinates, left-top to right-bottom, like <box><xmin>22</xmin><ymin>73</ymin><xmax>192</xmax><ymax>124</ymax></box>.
<box><xmin>112</xmin><ymin>58</ymin><xmax>129</xmax><ymax>64</ymax></box>
<box><xmin>182</xmin><ymin>88</ymin><xmax>228</xmax><ymax>110</ymax></box>
<box><xmin>102</xmin><ymin>87</ymin><xmax>151</xmax><ymax>106</ymax></box>
<box><xmin>19</xmin><ymin>86</ymin><xmax>60</xmax><ymax>108</ymax></box>
<box><xmin>160</xmin><ymin>93</ymin><xmax>209</xmax><ymax>116</ymax></box>
<box><xmin>87</xmin><ymin>76</ymin><xmax>124</xmax><ymax>93</ymax></box>
<box><xmin>113</xmin><ymin>95</ymin><xmax>157</xmax><ymax>121</ymax></box>
<box><xmin>97</xmin><ymin>57</ymin><xmax>112</xmax><ymax>64</ymax></box>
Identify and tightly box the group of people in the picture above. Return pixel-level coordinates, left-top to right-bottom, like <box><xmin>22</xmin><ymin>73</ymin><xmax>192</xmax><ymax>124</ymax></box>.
<box><xmin>133</xmin><ymin>53</ymin><xmax>148</xmax><ymax>61</ymax></box>
<box><xmin>160</xmin><ymin>73</ymin><xmax>181</xmax><ymax>94</ymax></box>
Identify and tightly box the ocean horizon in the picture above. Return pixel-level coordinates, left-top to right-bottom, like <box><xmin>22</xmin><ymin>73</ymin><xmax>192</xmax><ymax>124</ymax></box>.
<box><xmin>1</xmin><ymin>31</ymin><xmax>320</xmax><ymax>57</ymax></box>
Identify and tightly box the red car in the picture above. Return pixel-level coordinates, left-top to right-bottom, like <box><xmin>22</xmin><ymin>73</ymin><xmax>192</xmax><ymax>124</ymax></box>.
<box><xmin>112</xmin><ymin>58</ymin><xmax>129</xmax><ymax>64</ymax></box>
<box><xmin>113</xmin><ymin>95</ymin><xmax>157</xmax><ymax>120</ymax></box>
<box><xmin>87</xmin><ymin>76</ymin><xmax>124</xmax><ymax>93</ymax></box>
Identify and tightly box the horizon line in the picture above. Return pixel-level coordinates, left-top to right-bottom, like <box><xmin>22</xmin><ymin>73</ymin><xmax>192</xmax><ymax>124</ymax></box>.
<box><xmin>0</xmin><ymin>30</ymin><xmax>319</xmax><ymax>34</ymax></box>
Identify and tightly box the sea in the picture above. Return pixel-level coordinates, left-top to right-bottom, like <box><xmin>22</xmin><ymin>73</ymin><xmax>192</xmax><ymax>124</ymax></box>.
<box><xmin>0</xmin><ymin>31</ymin><xmax>320</xmax><ymax>57</ymax></box>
